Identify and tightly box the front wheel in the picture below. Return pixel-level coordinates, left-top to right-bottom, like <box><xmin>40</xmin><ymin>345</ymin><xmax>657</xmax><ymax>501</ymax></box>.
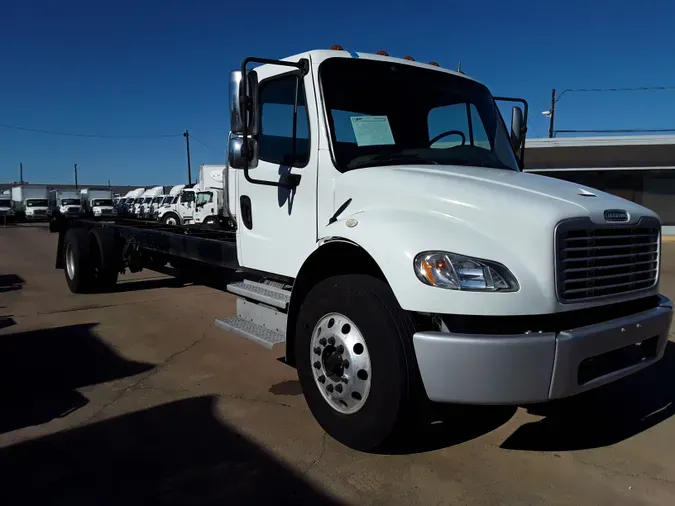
<box><xmin>162</xmin><ymin>213</ymin><xmax>179</xmax><ymax>226</ymax></box>
<box><xmin>295</xmin><ymin>274</ymin><xmax>421</xmax><ymax>451</ymax></box>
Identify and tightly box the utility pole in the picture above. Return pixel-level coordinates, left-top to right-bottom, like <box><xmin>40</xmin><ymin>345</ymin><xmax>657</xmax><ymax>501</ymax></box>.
<box><xmin>74</xmin><ymin>163</ymin><xmax>78</xmax><ymax>190</ymax></box>
<box><xmin>108</xmin><ymin>179</ymin><xmax>111</xmax><ymax>189</ymax></box>
<box><xmin>19</xmin><ymin>162</ymin><xmax>23</xmax><ymax>183</ymax></box>
<box><xmin>184</xmin><ymin>129</ymin><xmax>192</xmax><ymax>185</ymax></box>
<box><xmin>548</xmin><ymin>88</ymin><xmax>556</xmax><ymax>138</ymax></box>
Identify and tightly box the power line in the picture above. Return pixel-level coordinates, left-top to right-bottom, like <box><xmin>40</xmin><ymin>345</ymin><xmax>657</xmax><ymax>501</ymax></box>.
<box><xmin>0</xmin><ymin>123</ymin><xmax>182</xmax><ymax>139</ymax></box>
<box><xmin>556</xmin><ymin>86</ymin><xmax>675</xmax><ymax>101</ymax></box>
<box><xmin>556</xmin><ymin>128</ymin><xmax>675</xmax><ymax>134</ymax></box>
<box><xmin>189</xmin><ymin>134</ymin><xmax>222</xmax><ymax>153</ymax></box>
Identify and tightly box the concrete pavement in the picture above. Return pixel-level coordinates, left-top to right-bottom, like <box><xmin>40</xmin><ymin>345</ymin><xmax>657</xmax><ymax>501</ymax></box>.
<box><xmin>1</xmin><ymin>224</ymin><xmax>674</xmax><ymax>505</ymax></box>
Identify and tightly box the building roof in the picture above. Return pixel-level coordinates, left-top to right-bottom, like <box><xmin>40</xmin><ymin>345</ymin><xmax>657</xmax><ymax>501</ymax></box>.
<box><xmin>524</xmin><ymin>135</ymin><xmax>675</xmax><ymax>170</ymax></box>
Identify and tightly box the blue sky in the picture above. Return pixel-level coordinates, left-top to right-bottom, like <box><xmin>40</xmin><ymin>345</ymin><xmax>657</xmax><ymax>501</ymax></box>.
<box><xmin>1</xmin><ymin>0</ymin><xmax>674</xmax><ymax>185</ymax></box>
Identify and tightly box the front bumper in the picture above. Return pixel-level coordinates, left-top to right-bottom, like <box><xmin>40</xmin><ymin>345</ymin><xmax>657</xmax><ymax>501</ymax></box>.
<box><xmin>413</xmin><ymin>296</ymin><xmax>673</xmax><ymax>404</ymax></box>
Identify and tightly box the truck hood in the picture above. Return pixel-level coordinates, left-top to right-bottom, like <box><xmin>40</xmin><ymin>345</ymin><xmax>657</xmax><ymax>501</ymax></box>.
<box><xmin>334</xmin><ymin>164</ymin><xmax>656</xmax><ymax>228</ymax></box>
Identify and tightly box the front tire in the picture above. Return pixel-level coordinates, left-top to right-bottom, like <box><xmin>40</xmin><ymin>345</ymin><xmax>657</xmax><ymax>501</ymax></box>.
<box><xmin>295</xmin><ymin>274</ymin><xmax>420</xmax><ymax>451</ymax></box>
<box><xmin>162</xmin><ymin>213</ymin><xmax>180</xmax><ymax>226</ymax></box>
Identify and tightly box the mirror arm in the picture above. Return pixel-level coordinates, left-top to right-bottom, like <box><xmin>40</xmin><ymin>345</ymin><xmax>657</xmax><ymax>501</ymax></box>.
<box><xmin>239</xmin><ymin>57</ymin><xmax>309</xmax><ymax>190</ymax></box>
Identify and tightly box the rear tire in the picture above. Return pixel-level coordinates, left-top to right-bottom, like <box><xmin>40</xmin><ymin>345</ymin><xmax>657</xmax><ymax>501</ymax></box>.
<box><xmin>63</xmin><ymin>228</ymin><xmax>94</xmax><ymax>293</ymax></box>
<box><xmin>203</xmin><ymin>216</ymin><xmax>219</xmax><ymax>228</ymax></box>
<box><xmin>89</xmin><ymin>227</ymin><xmax>121</xmax><ymax>292</ymax></box>
<box><xmin>295</xmin><ymin>274</ymin><xmax>421</xmax><ymax>452</ymax></box>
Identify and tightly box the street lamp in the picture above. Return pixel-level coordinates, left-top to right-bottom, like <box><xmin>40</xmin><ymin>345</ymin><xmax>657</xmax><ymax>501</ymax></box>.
<box><xmin>541</xmin><ymin>88</ymin><xmax>573</xmax><ymax>138</ymax></box>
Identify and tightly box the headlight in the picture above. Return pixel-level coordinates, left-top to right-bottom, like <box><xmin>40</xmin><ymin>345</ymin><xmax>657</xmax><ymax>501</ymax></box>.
<box><xmin>414</xmin><ymin>251</ymin><xmax>519</xmax><ymax>292</ymax></box>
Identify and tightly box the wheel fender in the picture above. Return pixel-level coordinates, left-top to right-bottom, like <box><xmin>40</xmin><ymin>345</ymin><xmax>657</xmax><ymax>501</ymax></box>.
<box><xmin>316</xmin><ymin>208</ymin><xmax>547</xmax><ymax>315</ymax></box>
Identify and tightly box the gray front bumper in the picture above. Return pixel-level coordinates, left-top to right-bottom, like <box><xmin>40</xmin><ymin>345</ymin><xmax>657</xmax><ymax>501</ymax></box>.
<box><xmin>413</xmin><ymin>296</ymin><xmax>673</xmax><ymax>405</ymax></box>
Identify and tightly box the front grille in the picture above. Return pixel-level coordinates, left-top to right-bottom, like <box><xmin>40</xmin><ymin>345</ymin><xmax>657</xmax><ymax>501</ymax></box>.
<box><xmin>67</xmin><ymin>207</ymin><xmax>79</xmax><ymax>213</ymax></box>
<box><xmin>33</xmin><ymin>209</ymin><xmax>46</xmax><ymax>214</ymax></box>
<box><xmin>555</xmin><ymin>217</ymin><xmax>660</xmax><ymax>303</ymax></box>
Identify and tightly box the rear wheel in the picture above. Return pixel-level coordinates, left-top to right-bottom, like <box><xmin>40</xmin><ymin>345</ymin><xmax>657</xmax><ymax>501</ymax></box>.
<box><xmin>89</xmin><ymin>228</ymin><xmax>121</xmax><ymax>292</ymax></box>
<box><xmin>203</xmin><ymin>216</ymin><xmax>219</xmax><ymax>228</ymax></box>
<box><xmin>63</xmin><ymin>228</ymin><xmax>94</xmax><ymax>293</ymax></box>
<box><xmin>295</xmin><ymin>274</ymin><xmax>421</xmax><ymax>451</ymax></box>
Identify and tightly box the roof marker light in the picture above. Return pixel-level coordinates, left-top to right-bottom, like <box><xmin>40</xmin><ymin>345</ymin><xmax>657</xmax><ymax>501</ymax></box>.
<box><xmin>429</xmin><ymin>61</ymin><xmax>440</xmax><ymax>67</ymax></box>
<box><xmin>331</xmin><ymin>44</ymin><xmax>344</xmax><ymax>50</ymax></box>
<box><xmin>376</xmin><ymin>50</ymin><xmax>389</xmax><ymax>56</ymax></box>
<box><xmin>403</xmin><ymin>56</ymin><xmax>415</xmax><ymax>61</ymax></box>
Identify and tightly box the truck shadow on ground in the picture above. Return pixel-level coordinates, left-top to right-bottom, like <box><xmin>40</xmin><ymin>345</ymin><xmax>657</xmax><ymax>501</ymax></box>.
<box><xmin>502</xmin><ymin>341</ymin><xmax>675</xmax><ymax>452</ymax></box>
<box><xmin>0</xmin><ymin>395</ymin><xmax>342</xmax><ymax>506</ymax></box>
<box><xmin>0</xmin><ymin>274</ymin><xmax>25</xmax><ymax>293</ymax></box>
<box><xmin>0</xmin><ymin>323</ymin><xmax>153</xmax><ymax>434</ymax></box>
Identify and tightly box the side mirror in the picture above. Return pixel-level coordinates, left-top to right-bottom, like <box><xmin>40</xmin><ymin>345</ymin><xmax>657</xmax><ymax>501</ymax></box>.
<box><xmin>229</xmin><ymin>70</ymin><xmax>259</xmax><ymax>136</ymax></box>
<box><xmin>228</xmin><ymin>136</ymin><xmax>259</xmax><ymax>170</ymax></box>
<box><xmin>510</xmin><ymin>106</ymin><xmax>524</xmax><ymax>152</ymax></box>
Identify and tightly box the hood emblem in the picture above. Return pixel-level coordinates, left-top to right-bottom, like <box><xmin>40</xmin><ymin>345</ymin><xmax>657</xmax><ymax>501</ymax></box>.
<box><xmin>578</xmin><ymin>188</ymin><xmax>597</xmax><ymax>197</ymax></box>
<box><xmin>604</xmin><ymin>209</ymin><xmax>629</xmax><ymax>222</ymax></box>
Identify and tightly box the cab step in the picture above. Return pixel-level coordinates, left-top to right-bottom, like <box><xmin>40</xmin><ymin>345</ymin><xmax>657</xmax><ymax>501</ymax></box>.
<box><xmin>215</xmin><ymin>317</ymin><xmax>286</xmax><ymax>350</ymax></box>
<box><xmin>226</xmin><ymin>280</ymin><xmax>291</xmax><ymax>310</ymax></box>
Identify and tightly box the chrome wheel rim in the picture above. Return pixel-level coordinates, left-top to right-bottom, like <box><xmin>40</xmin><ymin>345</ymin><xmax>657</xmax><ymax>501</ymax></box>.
<box><xmin>65</xmin><ymin>242</ymin><xmax>76</xmax><ymax>280</ymax></box>
<box><xmin>310</xmin><ymin>312</ymin><xmax>372</xmax><ymax>414</ymax></box>
<box><xmin>166</xmin><ymin>216</ymin><xmax>177</xmax><ymax>225</ymax></box>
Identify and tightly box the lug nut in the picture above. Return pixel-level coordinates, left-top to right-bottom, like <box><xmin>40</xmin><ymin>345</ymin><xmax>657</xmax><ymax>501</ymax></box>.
<box><xmin>343</xmin><ymin>359</ymin><xmax>349</xmax><ymax>369</ymax></box>
<box><xmin>326</xmin><ymin>384</ymin><xmax>334</xmax><ymax>393</ymax></box>
<box><xmin>341</xmin><ymin>376</ymin><xmax>348</xmax><ymax>383</ymax></box>
<box><xmin>313</xmin><ymin>361</ymin><xmax>321</xmax><ymax>369</ymax></box>
<box><xmin>318</xmin><ymin>375</ymin><xmax>326</xmax><ymax>383</ymax></box>
<box><xmin>335</xmin><ymin>384</ymin><xmax>343</xmax><ymax>393</ymax></box>
<box><xmin>337</xmin><ymin>344</ymin><xmax>344</xmax><ymax>353</ymax></box>
<box><xmin>319</xmin><ymin>338</ymin><xmax>327</xmax><ymax>346</ymax></box>
<box><xmin>313</xmin><ymin>347</ymin><xmax>321</xmax><ymax>355</ymax></box>
<box><xmin>328</xmin><ymin>336</ymin><xmax>335</xmax><ymax>345</ymax></box>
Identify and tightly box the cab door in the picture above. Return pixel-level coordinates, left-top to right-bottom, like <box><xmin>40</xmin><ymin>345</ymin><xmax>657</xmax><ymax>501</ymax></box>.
<box><xmin>235</xmin><ymin>55</ymin><xmax>319</xmax><ymax>278</ymax></box>
<box><xmin>194</xmin><ymin>191</ymin><xmax>216</xmax><ymax>223</ymax></box>
<box><xmin>176</xmin><ymin>190</ymin><xmax>195</xmax><ymax>223</ymax></box>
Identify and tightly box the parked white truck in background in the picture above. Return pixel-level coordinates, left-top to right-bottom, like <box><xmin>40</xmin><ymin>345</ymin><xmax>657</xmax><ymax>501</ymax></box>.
<box><xmin>11</xmin><ymin>185</ymin><xmax>49</xmax><ymax>220</ymax></box>
<box><xmin>48</xmin><ymin>189</ymin><xmax>81</xmax><ymax>217</ymax></box>
<box><xmin>52</xmin><ymin>48</ymin><xmax>673</xmax><ymax>452</ymax></box>
<box><xmin>80</xmin><ymin>189</ymin><xmax>115</xmax><ymax>217</ymax></box>
<box><xmin>138</xmin><ymin>186</ymin><xmax>164</xmax><ymax>218</ymax></box>
<box><xmin>0</xmin><ymin>190</ymin><xmax>14</xmax><ymax>219</ymax></box>
<box><xmin>121</xmin><ymin>188</ymin><xmax>145</xmax><ymax>216</ymax></box>
<box><xmin>155</xmin><ymin>184</ymin><xmax>185</xmax><ymax>222</ymax></box>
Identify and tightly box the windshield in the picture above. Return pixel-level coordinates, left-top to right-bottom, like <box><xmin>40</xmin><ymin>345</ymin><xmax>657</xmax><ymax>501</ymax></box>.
<box><xmin>0</xmin><ymin>199</ymin><xmax>10</xmax><ymax>207</ymax></box>
<box><xmin>320</xmin><ymin>59</ymin><xmax>518</xmax><ymax>172</ymax></box>
<box><xmin>92</xmin><ymin>199</ymin><xmax>113</xmax><ymax>206</ymax></box>
<box><xmin>143</xmin><ymin>197</ymin><xmax>152</xmax><ymax>204</ymax></box>
<box><xmin>152</xmin><ymin>197</ymin><xmax>163</xmax><ymax>204</ymax></box>
<box><xmin>163</xmin><ymin>196</ymin><xmax>174</xmax><ymax>204</ymax></box>
<box><xmin>27</xmin><ymin>199</ymin><xmax>48</xmax><ymax>207</ymax></box>
<box><xmin>61</xmin><ymin>199</ymin><xmax>79</xmax><ymax>206</ymax></box>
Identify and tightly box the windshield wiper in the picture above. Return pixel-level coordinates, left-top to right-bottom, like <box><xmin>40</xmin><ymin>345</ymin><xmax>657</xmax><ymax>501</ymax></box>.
<box><xmin>347</xmin><ymin>152</ymin><xmax>439</xmax><ymax>170</ymax></box>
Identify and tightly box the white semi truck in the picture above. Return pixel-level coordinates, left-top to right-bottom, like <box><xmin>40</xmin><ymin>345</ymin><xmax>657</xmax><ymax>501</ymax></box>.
<box><xmin>122</xmin><ymin>188</ymin><xmax>145</xmax><ymax>216</ymax></box>
<box><xmin>80</xmin><ymin>189</ymin><xmax>116</xmax><ymax>218</ymax></box>
<box><xmin>12</xmin><ymin>185</ymin><xmax>49</xmax><ymax>220</ymax></box>
<box><xmin>157</xmin><ymin>167</ymin><xmax>226</xmax><ymax>227</ymax></box>
<box><xmin>155</xmin><ymin>184</ymin><xmax>185</xmax><ymax>222</ymax></box>
<box><xmin>50</xmin><ymin>48</ymin><xmax>673</xmax><ymax>452</ymax></box>
<box><xmin>138</xmin><ymin>186</ymin><xmax>165</xmax><ymax>219</ymax></box>
<box><xmin>48</xmin><ymin>189</ymin><xmax>81</xmax><ymax>217</ymax></box>
<box><xmin>0</xmin><ymin>190</ymin><xmax>14</xmax><ymax>220</ymax></box>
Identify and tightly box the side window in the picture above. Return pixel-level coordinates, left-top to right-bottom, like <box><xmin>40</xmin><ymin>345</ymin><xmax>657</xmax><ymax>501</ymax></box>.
<box><xmin>196</xmin><ymin>192</ymin><xmax>212</xmax><ymax>205</ymax></box>
<box><xmin>428</xmin><ymin>103</ymin><xmax>489</xmax><ymax>149</ymax></box>
<box><xmin>259</xmin><ymin>74</ymin><xmax>310</xmax><ymax>167</ymax></box>
<box><xmin>180</xmin><ymin>192</ymin><xmax>194</xmax><ymax>203</ymax></box>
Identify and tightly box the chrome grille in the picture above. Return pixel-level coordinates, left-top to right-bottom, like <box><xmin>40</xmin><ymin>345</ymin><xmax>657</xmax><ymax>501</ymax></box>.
<box><xmin>555</xmin><ymin>217</ymin><xmax>660</xmax><ymax>302</ymax></box>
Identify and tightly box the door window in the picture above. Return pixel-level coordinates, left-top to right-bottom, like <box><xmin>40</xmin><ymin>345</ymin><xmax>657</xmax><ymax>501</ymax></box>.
<box><xmin>259</xmin><ymin>74</ymin><xmax>310</xmax><ymax>167</ymax></box>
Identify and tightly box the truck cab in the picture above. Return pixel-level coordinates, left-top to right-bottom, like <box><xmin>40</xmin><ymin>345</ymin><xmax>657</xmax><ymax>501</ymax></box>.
<box><xmin>49</xmin><ymin>190</ymin><xmax>81</xmax><ymax>217</ymax></box>
<box><xmin>80</xmin><ymin>189</ymin><xmax>116</xmax><ymax>218</ymax></box>
<box><xmin>0</xmin><ymin>193</ymin><xmax>13</xmax><ymax>219</ymax></box>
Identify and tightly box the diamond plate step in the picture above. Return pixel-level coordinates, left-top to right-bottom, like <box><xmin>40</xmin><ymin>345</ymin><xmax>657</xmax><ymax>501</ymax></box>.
<box><xmin>215</xmin><ymin>317</ymin><xmax>286</xmax><ymax>350</ymax></box>
<box><xmin>226</xmin><ymin>280</ymin><xmax>291</xmax><ymax>310</ymax></box>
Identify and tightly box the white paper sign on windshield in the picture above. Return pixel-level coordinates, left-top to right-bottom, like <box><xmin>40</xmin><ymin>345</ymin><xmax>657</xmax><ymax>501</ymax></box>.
<box><xmin>350</xmin><ymin>115</ymin><xmax>395</xmax><ymax>147</ymax></box>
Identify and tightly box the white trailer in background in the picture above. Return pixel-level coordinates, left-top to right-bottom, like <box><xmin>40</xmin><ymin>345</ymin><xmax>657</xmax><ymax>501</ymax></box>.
<box><xmin>48</xmin><ymin>189</ymin><xmax>81</xmax><ymax>217</ymax></box>
<box><xmin>11</xmin><ymin>185</ymin><xmax>49</xmax><ymax>220</ymax></box>
<box><xmin>80</xmin><ymin>189</ymin><xmax>116</xmax><ymax>218</ymax></box>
